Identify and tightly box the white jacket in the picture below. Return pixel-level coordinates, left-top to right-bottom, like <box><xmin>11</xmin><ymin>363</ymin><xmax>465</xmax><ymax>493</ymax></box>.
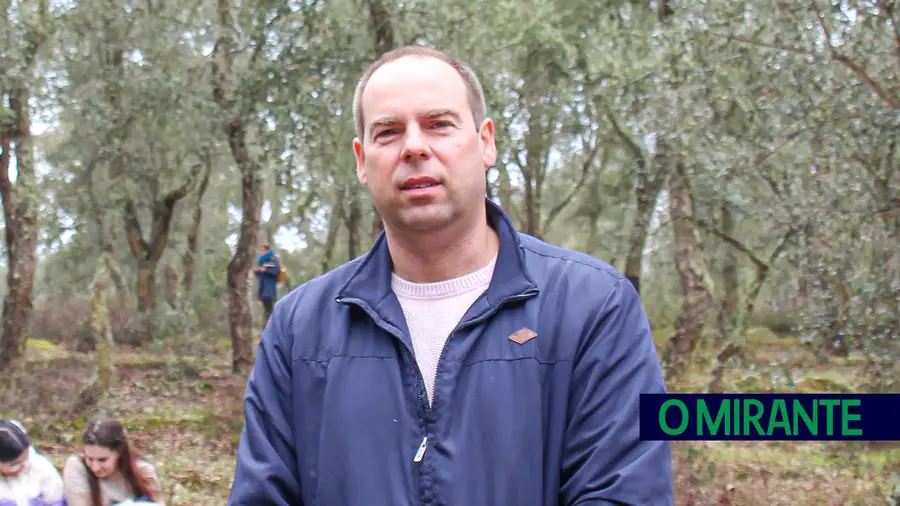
<box><xmin>0</xmin><ymin>446</ymin><xmax>65</xmax><ymax>506</ymax></box>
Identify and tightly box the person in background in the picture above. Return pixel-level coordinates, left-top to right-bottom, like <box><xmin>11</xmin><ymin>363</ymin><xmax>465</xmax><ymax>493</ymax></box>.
<box><xmin>62</xmin><ymin>419</ymin><xmax>165</xmax><ymax>506</ymax></box>
<box><xmin>228</xmin><ymin>45</ymin><xmax>673</xmax><ymax>505</ymax></box>
<box><xmin>254</xmin><ymin>244</ymin><xmax>281</xmax><ymax>325</ymax></box>
<box><xmin>0</xmin><ymin>419</ymin><xmax>66</xmax><ymax>506</ymax></box>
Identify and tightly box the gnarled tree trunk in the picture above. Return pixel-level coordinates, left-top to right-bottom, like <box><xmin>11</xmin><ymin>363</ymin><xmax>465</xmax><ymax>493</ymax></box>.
<box><xmin>0</xmin><ymin>1</ymin><xmax>48</xmax><ymax>372</ymax></box>
<box><xmin>0</xmin><ymin>89</ymin><xmax>39</xmax><ymax>372</ymax></box>
<box><xmin>123</xmin><ymin>171</ymin><xmax>199</xmax><ymax>342</ymax></box>
<box><xmin>663</xmin><ymin>160</ymin><xmax>713</xmax><ymax>381</ymax></box>
<box><xmin>213</xmin><ymin>0</ymin><xmax>264</xmax><ymax>375</ymax></box>
<box><xmin>73</xmin><ymin>253</ymin><xmax>116</xmax><ymax>414</ymax></box>
<box><xmin>182</xmin><ymin>149</ymin><xmax>213</xmax><ymax>303</ymax></box>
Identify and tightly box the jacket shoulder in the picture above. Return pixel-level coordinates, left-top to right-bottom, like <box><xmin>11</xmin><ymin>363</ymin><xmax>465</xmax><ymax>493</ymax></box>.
<box><xmin>28</xmin><ymin>448</ymin><xmax>61</xmax><ymax>479</ymax></box>
<box><xmin>517</xmin><ymin>233</ymin><xmax>626</xmax><ymax>289</ymax></box>
<box><xmin>275</xmin><ymin>259</ymin><xmax>361</xmax><ymax>312</ymax></box>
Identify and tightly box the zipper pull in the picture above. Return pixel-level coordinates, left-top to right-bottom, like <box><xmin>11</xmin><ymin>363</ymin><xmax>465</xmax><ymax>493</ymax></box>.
<box><xmin>413</xmin><ymin>436</ymin><xmax>428</xmax><ymax>463</ymax></box>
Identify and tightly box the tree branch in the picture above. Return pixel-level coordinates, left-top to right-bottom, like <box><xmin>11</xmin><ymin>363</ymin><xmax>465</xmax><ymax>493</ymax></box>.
<box><xmin>542</xmin><ymin>135</ymin><xmax>604</xmax><ymax>233</ymax></box>
<box><xmin>163</xmin><ymin>161</ymin><xmax>203</xmax><ymax>206</ymax></box>
<box><xmin>707</xmin><ymin>31</ymin><xmax>816</xmax><ymax>57</ymax></box>
<box><xmin>123</xmin><ymin>199</ymin><xmax>149</xmax><ymax>258</ymax></box>
<box><xmin>812</xmin><ymin>0</ymin><xmax>899</xmax><ymax>109</ymax></box>
<box><xmin>694</xmin><ymin>217</ymin><xmax>783</xmax><ymax>272</ymax></box>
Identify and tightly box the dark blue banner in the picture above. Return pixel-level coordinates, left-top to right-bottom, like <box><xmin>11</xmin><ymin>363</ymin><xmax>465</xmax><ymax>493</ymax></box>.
<box><xmin>639</xmin><ymin>393</ymin><xmax>900</xmax><ymax>441</ymax></box>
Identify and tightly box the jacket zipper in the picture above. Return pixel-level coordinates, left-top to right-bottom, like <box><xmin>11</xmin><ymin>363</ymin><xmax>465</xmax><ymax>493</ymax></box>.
<box><xmin>413</xmin><ymin>435</ymin><xmax>428</xmax><ymax>463</ymax></box>
<box><xmin>335</xmin><ymin>298</ymin><xmax>431</xmax><ymax>450</ymax></box>
<box><xmin>338</xmin><ymin>287</ymin><xmax>538</xmax><ymax>504</ymax></box>
<box><xmin>337</xmin><ymin>296</ymin><xmax>432</xmax><ymax>505</ymax></box>
<box><xmin>417</xmin><ymin>288</ymin><xmax>540</xmax><ymax>453</ymax></box>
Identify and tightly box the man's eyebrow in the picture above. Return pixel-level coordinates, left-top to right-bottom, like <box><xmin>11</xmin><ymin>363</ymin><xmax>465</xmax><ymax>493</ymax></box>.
<box><xmin>423</xmin><ymin>109</ymin><xmax>460</xmax><ymax>120</ymax></box>
<box><xmin>368</xmin><ymin>110</ymin><xmax>462</xmax><ymax>134</ymax></box>
<box><xmin>369</xmin><ymin>116</ymin><xmax>400</xmax><ymax>131</ymax></box>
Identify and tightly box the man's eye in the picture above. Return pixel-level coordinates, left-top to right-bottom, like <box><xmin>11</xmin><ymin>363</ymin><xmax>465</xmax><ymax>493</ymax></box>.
<box><xmin>432</xmin><ymin>121</ymin><xmax>451</xmax><ymax>128</ymax></box>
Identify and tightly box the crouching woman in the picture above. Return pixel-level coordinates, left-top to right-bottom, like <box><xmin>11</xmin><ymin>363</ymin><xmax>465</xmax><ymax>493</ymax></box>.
<box><xmin>63</xmin><ymin>419</ymin><xmax>165</xmax><ymax>506</ymax></box>
<box><xmin>0</xmin><ymin>419</ymin><xmax>66</xmax><ymax>506</ymax></box>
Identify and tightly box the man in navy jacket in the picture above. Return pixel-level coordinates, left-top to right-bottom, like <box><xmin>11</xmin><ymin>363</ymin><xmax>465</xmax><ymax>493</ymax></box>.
<box><xmin>228</xmin><ymin>45</ymin><xmax>674</xmax><ymax>506</ymax></box>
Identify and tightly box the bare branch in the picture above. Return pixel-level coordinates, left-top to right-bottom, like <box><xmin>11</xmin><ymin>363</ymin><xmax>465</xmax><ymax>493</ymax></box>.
<box><xmin>812</xmin><ymin>0</ymin><xmax>899</xmax><ymax>109</ymax></box>
<box><xmin>542</xmin><ymin>134</ymin><xmax>604</xmax><ymax>233</ymax></box>
<box><xmin>710</xmin><ymin>12</ymin><xmax>898</xmax><ymax>109</ymax></box>
<box><xmin>707</xmin><ymin>31</ymin><xmax>817</xmax><ymax>57</ymax></box>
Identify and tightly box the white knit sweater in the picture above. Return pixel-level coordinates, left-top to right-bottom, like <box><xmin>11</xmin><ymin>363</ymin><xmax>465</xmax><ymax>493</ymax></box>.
<box><xmin>391</xmin><ymin>255</ymin><xmax>497</xmax><ymax>405</ymax></box>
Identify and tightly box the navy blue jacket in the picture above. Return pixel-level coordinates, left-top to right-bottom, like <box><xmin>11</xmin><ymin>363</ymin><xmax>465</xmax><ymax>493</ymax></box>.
<box><xmin>229</xmin><ymin>199</ymin><xmax>673</xmax><ymax>506</ymax></box>
<box><xmin>256</xmin><ymin>254</ymin><xmax>281</xmax><ymax>301</ymax></box>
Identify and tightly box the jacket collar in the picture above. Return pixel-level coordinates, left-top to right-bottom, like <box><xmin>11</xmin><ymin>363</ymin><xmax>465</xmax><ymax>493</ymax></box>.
<box><xmin>336</xmin><ymin>198</ymin><xmax>538</xmax><ymax>315</ymax></box>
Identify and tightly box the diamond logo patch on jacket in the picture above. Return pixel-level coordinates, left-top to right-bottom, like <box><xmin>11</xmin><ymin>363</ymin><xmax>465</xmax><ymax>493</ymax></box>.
<box><xmin>509</xmin><ymin>328</ymin><xmax>537</xmax><ymax>344</ymax></box>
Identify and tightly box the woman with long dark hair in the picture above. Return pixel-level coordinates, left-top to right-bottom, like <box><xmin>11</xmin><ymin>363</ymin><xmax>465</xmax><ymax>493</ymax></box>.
<box><xmin>62</xmin><ymin>419</ymin><xmax>165</xmax><ymax>506</ymax></box>
<box><xmin>0</xmin><ymin>419</ymin><xmax>65</xmax><ymax>506</ymax></box>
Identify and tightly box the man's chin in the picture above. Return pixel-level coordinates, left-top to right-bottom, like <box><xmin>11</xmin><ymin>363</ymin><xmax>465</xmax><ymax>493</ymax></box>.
<box><xmin>394</xmin><ymin>206</ymin><xmax>458</xmax><ymax>233</ymax></box>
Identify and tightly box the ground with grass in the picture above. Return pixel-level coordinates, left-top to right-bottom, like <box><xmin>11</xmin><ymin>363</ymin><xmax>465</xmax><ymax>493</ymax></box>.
<box><xmin>2</xmin><ymin>331</ymin><xmax>898</xmax><ymax>506</ymax></box>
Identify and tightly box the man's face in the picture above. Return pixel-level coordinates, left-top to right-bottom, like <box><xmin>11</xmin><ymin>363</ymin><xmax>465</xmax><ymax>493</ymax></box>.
<box><xmin>353</xmin><ymin>56</ymin><xmax>496</xmax><ymax>234</ymax></box>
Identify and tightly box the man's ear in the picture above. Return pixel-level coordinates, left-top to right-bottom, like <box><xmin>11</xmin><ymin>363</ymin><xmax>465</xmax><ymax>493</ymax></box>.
<box><xmin>353</xmin><ymin>138</ymin><xmax>367</xmax><ymax>185</ymax></box>
<box><xmin>478</xmin><ymin>118</ymin><xmax>497</xmax><ymax>169</ymax></box>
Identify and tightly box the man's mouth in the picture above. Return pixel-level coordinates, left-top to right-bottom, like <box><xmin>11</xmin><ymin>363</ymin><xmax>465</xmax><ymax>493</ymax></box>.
<box><xmin>401</xmin><ymin>178</ymin><xmax>440</xmax><ymax>191</ymax></box>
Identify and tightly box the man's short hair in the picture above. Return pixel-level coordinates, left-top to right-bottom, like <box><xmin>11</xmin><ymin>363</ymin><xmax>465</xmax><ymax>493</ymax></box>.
<box><xmin>352</xmin><ymin>46</ymin><xmax>488</xmax><ymax>141</ymax></box>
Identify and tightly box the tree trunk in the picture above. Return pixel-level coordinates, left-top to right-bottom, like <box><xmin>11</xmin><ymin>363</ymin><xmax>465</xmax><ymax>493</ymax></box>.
<box><xmin>323</xmin><ymin>203</ymin><xmax>343</xmax><ymax>274</ymax></box>
<box><xmin>94</xmin><ymin>11</ymin><xmax>129</xmax><ymax>302</ymax></box>
<box><xmin>163</xmin><ymin>263</ymin><xmax>179</xmax><ymax>310</ymax></box>
<box><xmin>623</xmin><ymin>193</ymin><xmax>658</xmax><ymax>295</ymax></box>
<box><xmin>0</xmin><ymin>89</ymin><xmax>39</xmax><ymax>372</ymax></box>
<box><xmin>367</xmin><ymin>0</ymin><xmax>395</xmax><ymax>56</ymax></box>
<box><xmin>123</xmin><ymin>165</ymin><xmax>199</xmax><ymax>342</ymax></box>
<box><xmin>225</xmin><ymin>123</ymin><xmax>263</xmax><ymax>375</ymax></box>
<box><xmin>521</xmin><ymin>91</ymin><xmax>549</xmax><ymax>239</ymax></box>
<box><xmin>182</xmin><ymin>152</ymin><xmax>213</xmax><ymax>301</ymax></box>
<box><xmin>497</xmin><ymin>165</ymin><xmax>514</xmax><ymax>214</ymax></box>
<box><xmin>135</xmin><ymin>259</ymin><xmax>157</xmax><ymax>313</ymax></box>
<box><xmin>213</xmin><ymin>0</ymin><xmax>265</xmax><ymax>375</ymax></box>
<box><xmin>663</xmin><ymin>161</ymin><xmax>713</xmax><ymax>381</ymax></box>
<box><xmin>182</xmin><ymin>204</ymin><xmax>203</xmax><ymax>301</ymax></box>
<box><xmin>104</xmin><ymin>227</ymin><xmax>128</xmax><ymax>300</ymax></box>
<box><xmin>73</xmin><ymin>253</ymin><xmax>116</xmax><ymax>414</ymax></box>
<box><xmin>346</xmin><ymin>195</ymin><xmax>361</xmax><ymax>261</ymax></box>
<box><xmin>716</xmin><ymin>203</ymin><xmax>740</xmax><ymax>340</ymax></box>
<box><xmin>604</xmin><ymin>102</ymin><xmax>666</xmax><ymax>296</ymax></box>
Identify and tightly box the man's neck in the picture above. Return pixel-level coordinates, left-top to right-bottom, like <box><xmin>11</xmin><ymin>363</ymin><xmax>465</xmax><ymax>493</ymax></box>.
<box><xmin>386</xmin><ymin>218</ymin><xmax>499</xmax><ymax>283</ymax></box>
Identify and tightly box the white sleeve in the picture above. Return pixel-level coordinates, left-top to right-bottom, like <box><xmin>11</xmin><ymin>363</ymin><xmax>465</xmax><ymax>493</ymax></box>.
<box><xmin>32</xmin><ymin>451</ymin><xmax>65</xmax><ymax>506</ymax></box>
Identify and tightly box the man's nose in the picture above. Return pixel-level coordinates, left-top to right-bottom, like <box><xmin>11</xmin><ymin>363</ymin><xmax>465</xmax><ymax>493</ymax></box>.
<box><xmin>400</xmin><ymin>125</ymin><xmax>430</xmax><ymax>161</ymax></box>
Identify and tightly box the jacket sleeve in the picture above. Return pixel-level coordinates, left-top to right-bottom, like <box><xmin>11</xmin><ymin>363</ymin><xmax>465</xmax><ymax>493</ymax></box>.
<box><xmin>560</xmin><ymin>277</ymin><xmax>674</xmax><ymax>506</ymax></box>
<box><xmin>227</xmin><ymin>302</ymin><xmax>303</xmax><ymax>505</ymax></box>
<box><xmin>36</xmin><ymin>452</ymin><xmax>65</xmax><ymax>506</ymax></box>
<box><xmin>262</xmin><ymin>258</ymin><xmax>281</xmax><ymax>278</ymax></box>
